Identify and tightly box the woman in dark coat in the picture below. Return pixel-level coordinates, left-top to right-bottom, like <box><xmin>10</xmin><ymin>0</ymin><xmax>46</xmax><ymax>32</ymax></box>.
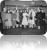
<box><xmin>35</xmin><ymin>9</ymin><xmax>42</xmax><ymax>29</ymax></box>
<box><xmin>19</xmin><ymin>10</ymin><xmax>23</xmax><ymax>27</ymax></box>
<box><xmin>11</xmin><ymin>10</ymin><xmax>16</xmax><ymax>28</ymax></box>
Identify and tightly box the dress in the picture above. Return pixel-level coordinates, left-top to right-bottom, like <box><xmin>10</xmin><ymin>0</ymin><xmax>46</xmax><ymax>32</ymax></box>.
<box><xmin>5</xmin><ymin>13</ymin><xmax>12</xmax><ymax>27</ymax></box>
<box><xmin>22</xmin><ymin>13</ymin><xmax>28</xmax><ymax>25</ymax></box>
<box><xmin>28</xmin><ymin>10</ymin><xmax>36</xmax><ymax>25</ymax></box>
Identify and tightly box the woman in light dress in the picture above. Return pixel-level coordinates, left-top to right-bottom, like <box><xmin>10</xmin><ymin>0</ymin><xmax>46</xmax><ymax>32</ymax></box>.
<box><xmin>28</xmin><ymin>9</ymin><xmax>36</xmax><ymax>28</ymax></box>
<box><xmin>5</xmin><ymin>10</ymin><xmax>12</xmax><ymax>29</ymax></box>
<box><xmin>22</xmin><ymin>10</ymin><xmax>28</xmax><ymax>28</ymax></box>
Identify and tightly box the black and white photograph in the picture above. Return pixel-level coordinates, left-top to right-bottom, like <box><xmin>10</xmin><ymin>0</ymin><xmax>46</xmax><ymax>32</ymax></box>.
<box><xmin>0</xmin><ymin>0</ymin><xmax>47</xmax><ymax>50</ymax></box>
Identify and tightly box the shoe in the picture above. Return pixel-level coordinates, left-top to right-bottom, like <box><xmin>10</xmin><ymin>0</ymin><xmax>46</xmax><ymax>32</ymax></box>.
<box><xmin>16</xmin><ymin>25</ymin><xmax>19</xmax><ymax>27</ymax></box>
<box><xmin>20</xmin><ymin>25</ymin><xmax>22</xmax><ymax>27</ymax></box>
<box><xmin>13</xmin><ymin>26</ymin><xmax>15</xmax><ymax>28</ymax></box>
<box><xmin>38</xmin><ymin>26</ymin><xmax>40</xmax><ymax>29</ymax></box>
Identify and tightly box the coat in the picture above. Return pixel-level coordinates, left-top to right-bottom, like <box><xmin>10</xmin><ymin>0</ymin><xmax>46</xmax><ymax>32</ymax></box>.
<box><xmin>11</xmin><ymin>13</ymin><xmax>16</xmax><ymax>26</ymax></box>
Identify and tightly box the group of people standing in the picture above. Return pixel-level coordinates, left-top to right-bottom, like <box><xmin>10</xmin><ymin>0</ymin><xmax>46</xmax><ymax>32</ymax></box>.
<box><xmin>1</xmin><ymin>6</ymin><xmax>46</xmax><ymax>29</ymax></box>
<box><xmin>35</xmin><ymin>8</ymin><xmax>45</xmax><ymax>29</ymax></box>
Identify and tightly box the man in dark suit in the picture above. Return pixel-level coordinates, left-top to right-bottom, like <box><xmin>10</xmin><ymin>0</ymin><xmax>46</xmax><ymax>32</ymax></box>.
<box><xmin>41</xmin><ymin>10</ymin><xmax>45</xmax><ymax>28</ymax></box>
<box><xmin>19</xmin><ymin>10</ymin><xmax>23</xmax><ymax>27</ymax></box>
<box><xmin>35</xmin><ymin>9</ymin><xmax>42</xmax><ymax>29</ymax></box>
<box><xmin>0</xmin><ymin>12</ymin><xmax>1</xmax><ymax>23</ymax></box>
